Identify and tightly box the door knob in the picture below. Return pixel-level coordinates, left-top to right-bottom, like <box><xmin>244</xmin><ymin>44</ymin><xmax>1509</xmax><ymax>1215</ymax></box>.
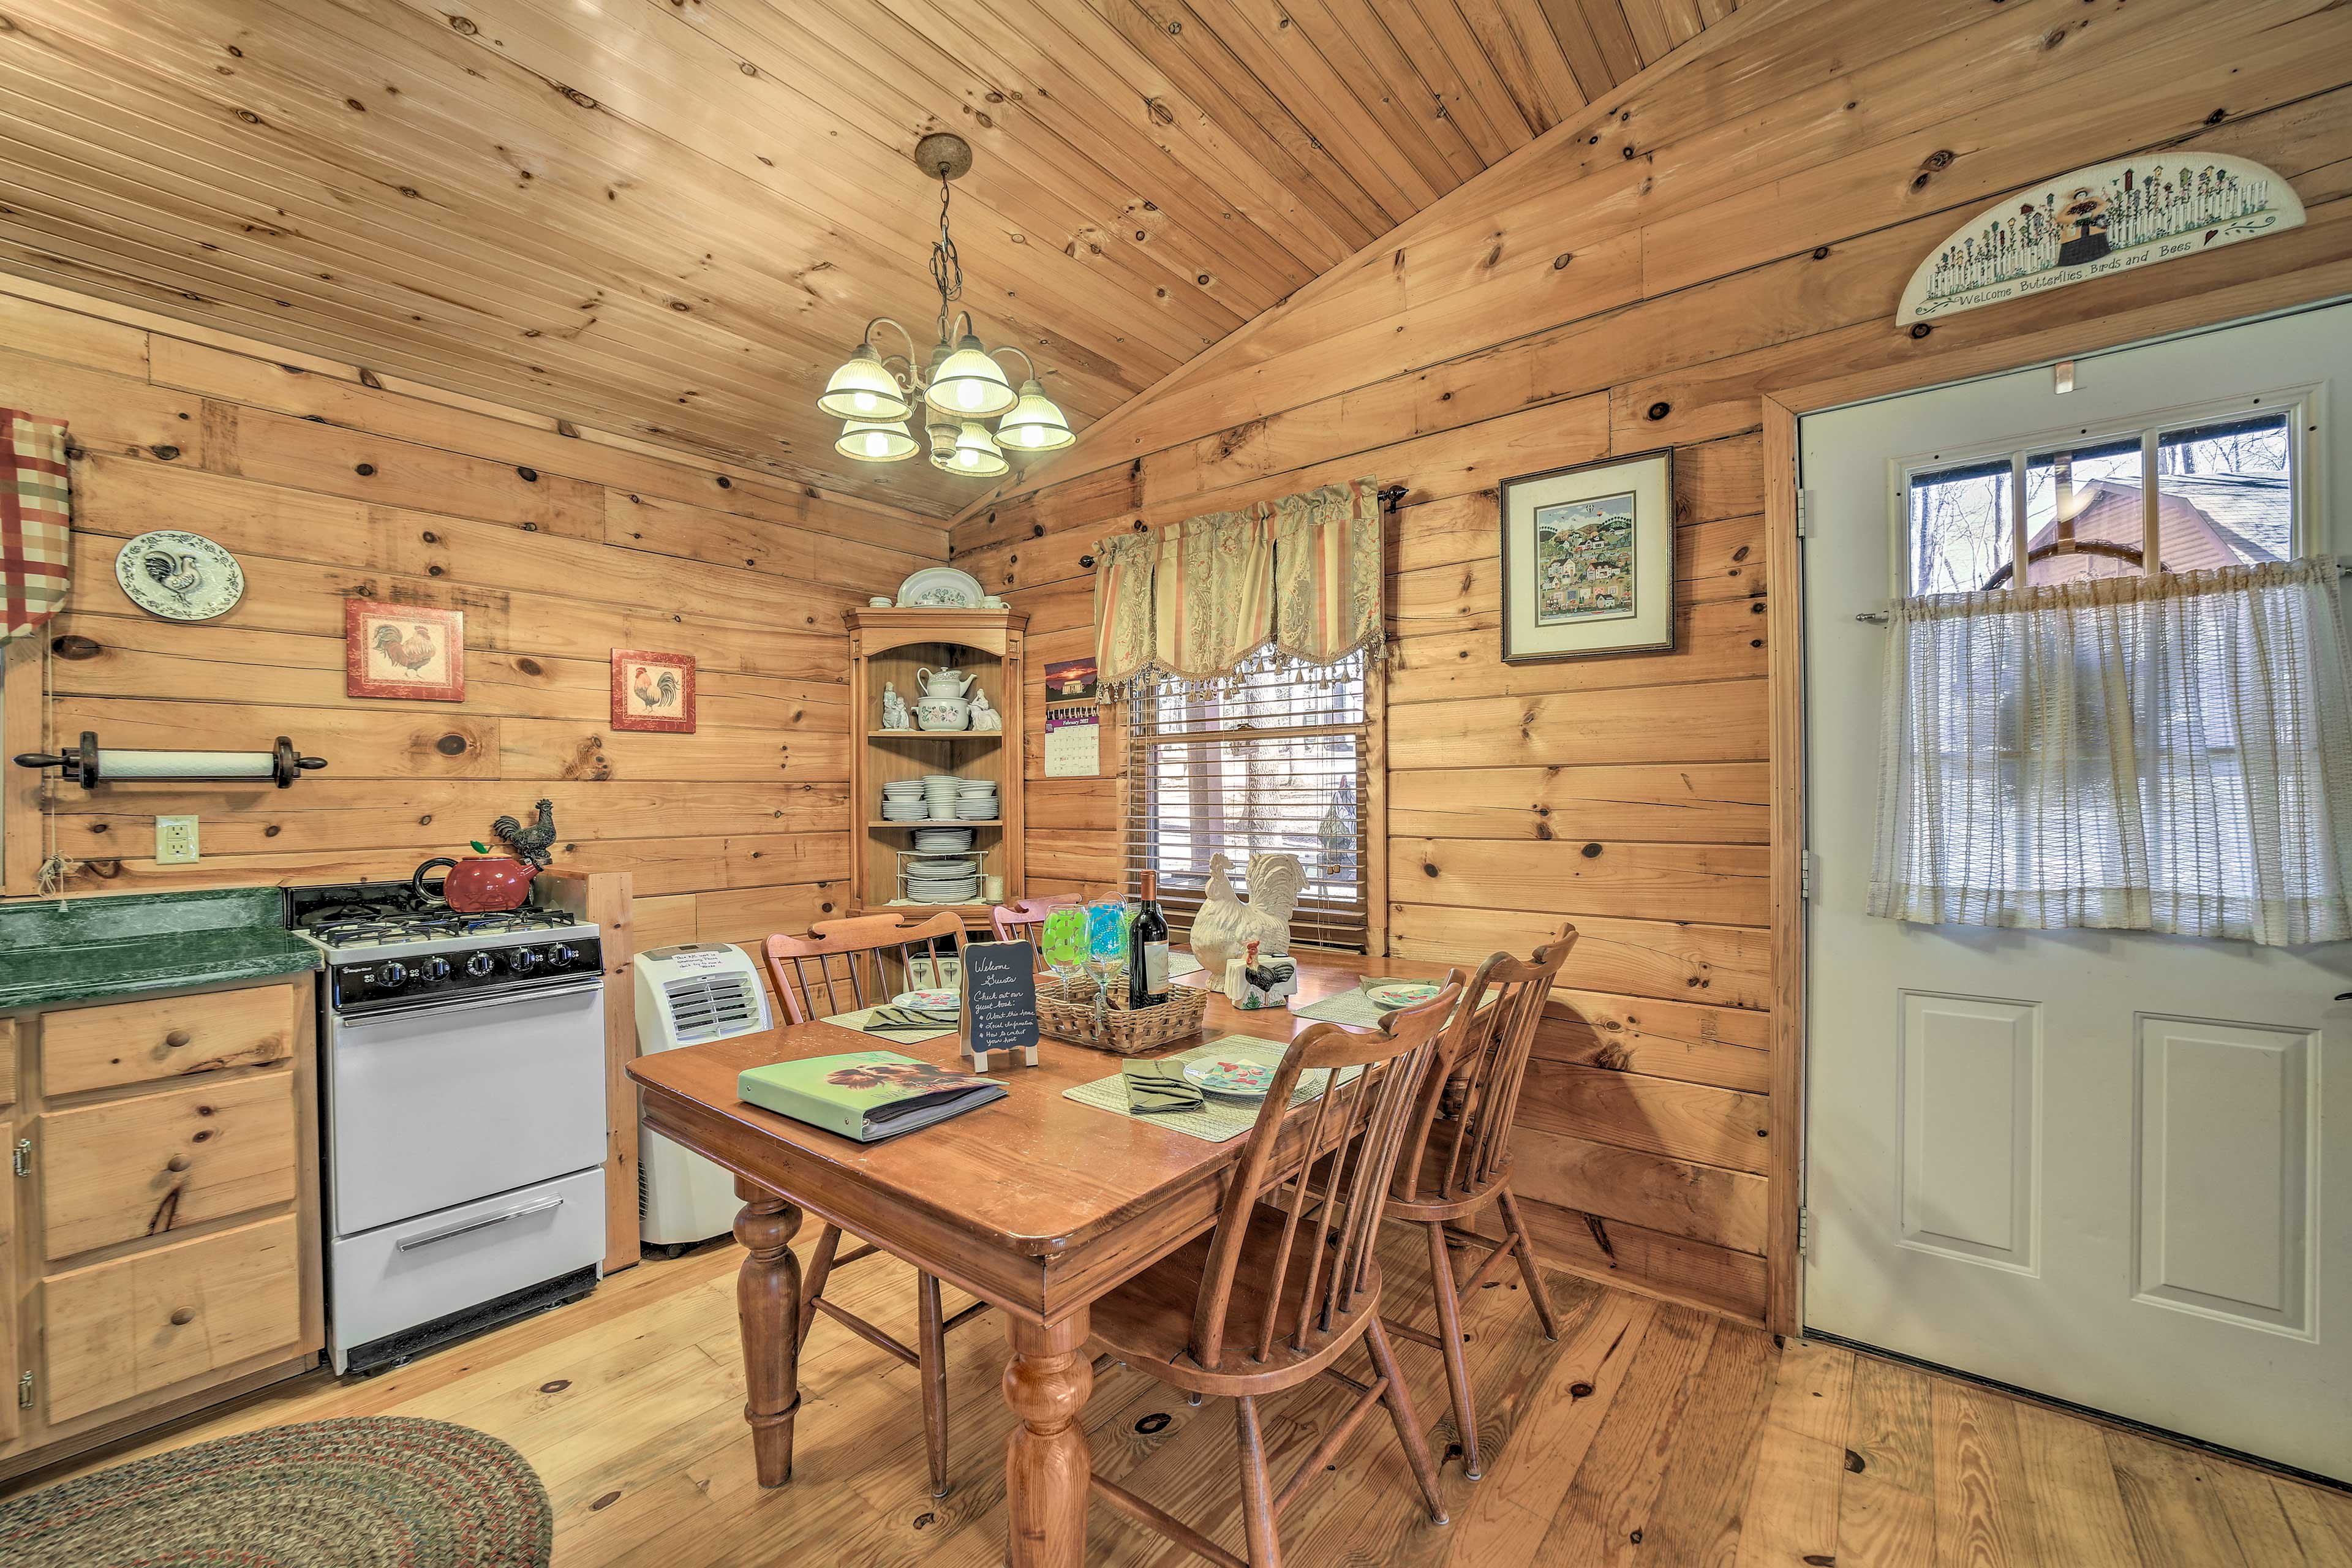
<box><xmin>168</xmin><ymin>1308</ymin><xmax>194</xmax><ymax>1327</ymax></box>
<box><xmin>164</xmin><ymin>1030</ymin><xmax>191</xmax><ymax>1049</ymax></box>
<box><xmin>166</xmin><ymin>1154</ymin><xmax>190</xmax><ymax>1173</ymax></box>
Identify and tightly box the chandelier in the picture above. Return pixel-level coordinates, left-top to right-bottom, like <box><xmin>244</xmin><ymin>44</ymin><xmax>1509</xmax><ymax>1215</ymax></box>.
<box><xmin>818</xmin><ymin>133</ymin><xmax>1073</xmax><ymax>478</ymax></box>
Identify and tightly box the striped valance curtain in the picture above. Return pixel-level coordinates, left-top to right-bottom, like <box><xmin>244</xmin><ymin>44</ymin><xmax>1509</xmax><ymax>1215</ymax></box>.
<box><xmin>1093</xmin><ymin>475</ymin><xmax>1382</xmax><ymax>698</ymax></box>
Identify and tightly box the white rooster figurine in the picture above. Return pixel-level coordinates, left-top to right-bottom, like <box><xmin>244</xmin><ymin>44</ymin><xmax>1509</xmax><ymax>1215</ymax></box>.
<box><xmin>1188</xmin><ymin>851</ymin><xmax>1306</xmax><ymax>975</ymax></box>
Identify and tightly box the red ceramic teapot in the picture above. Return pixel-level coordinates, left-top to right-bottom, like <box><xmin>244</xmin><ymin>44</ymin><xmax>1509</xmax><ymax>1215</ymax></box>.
<box><xmin>412</xmin><ymin>853</ymin><xmax>539</xmax><ymax>913</ymax></box>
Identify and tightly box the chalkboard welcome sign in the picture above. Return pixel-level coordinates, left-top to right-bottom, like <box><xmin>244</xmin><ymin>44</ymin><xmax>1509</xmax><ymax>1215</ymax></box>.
<box><xmin>960</xmin><ymin>938</ymin><xmax>1041</xmax><ymax>1070</ymax></box>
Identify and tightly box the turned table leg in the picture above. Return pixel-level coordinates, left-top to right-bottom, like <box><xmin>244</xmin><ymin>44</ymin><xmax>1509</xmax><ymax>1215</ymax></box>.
<box><xmin>1003</xmin><ymin>1310</ymin><xmax>1093</xmax><ymax>1567</ymax></box>
<box><xmin>734</xmin><ymin>1175</ymin><xmax>804</xmax><ymax>1488</ymax></box>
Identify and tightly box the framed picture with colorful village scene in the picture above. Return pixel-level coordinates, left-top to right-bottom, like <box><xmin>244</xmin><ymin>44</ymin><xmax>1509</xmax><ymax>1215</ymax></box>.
<box><xmin>611</xmin><ymin>649</ymin><xmax>696</xmax><ymax>733</ymax></box>
<box><xmin>1498</xmin><ymin>450</ymin><xmax>1674</xmax><ymax>662</ymax></box>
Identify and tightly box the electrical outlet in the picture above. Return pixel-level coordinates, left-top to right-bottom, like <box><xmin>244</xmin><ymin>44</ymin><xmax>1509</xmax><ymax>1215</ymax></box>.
<box><xmin>155</xmin><ymin>815</ymin><xmax>200</xmax><ymax>865</ymax></box>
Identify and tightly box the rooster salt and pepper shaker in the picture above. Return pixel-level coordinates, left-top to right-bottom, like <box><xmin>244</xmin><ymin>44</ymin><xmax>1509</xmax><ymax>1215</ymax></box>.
<box><xmin>880</xmin><ymin>682</ymin><xmax>911</xmax><ymax>731</ymax></box>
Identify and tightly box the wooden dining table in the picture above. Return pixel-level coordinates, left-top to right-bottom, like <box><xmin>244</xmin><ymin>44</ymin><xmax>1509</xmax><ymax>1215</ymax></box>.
<box><xmin>625</xmin><ymin>951</ymin><xmax>1457</xmax><ymax>1567</ymax></box>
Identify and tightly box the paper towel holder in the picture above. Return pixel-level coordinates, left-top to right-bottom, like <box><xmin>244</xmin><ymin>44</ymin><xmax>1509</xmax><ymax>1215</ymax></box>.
<box><xmin>13</xmin><ymin>731</ymin><xmax>328</xmax><ymax>790</ymax></box>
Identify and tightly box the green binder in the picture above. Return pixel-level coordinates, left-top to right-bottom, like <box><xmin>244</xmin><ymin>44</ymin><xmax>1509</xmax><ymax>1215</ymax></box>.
<box><xmin>737</xmin><ymin>1050</ymin><xmax>1006</xmax><ymax>1144</ymax></box>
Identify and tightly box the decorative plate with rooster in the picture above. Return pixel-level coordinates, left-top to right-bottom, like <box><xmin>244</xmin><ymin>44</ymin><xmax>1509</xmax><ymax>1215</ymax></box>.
<box><xmin>115</xmin><ymin>530</ymin><xmax>243</xmax><ymax>621</ymax></box>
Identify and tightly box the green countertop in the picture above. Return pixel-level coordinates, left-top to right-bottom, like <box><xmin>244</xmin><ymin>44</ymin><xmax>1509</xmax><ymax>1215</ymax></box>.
<box><xmin>0</xmin><ymin>888</ymin><xmax>319</xmax><ymax>1011</ymax></box>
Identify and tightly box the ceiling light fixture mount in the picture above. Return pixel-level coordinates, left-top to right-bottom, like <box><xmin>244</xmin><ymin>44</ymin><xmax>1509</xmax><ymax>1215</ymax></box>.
<box><xmin>816</xmin><ymin>132</ymin><xmax>1072</xmax><ymax>476</ymax></box>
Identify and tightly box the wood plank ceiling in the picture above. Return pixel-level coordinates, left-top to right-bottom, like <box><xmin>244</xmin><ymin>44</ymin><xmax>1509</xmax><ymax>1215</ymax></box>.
<box><xmin>0</xmin><ymin>0</ymin><xmax>1733</xmax><ymax>518</ymax></box>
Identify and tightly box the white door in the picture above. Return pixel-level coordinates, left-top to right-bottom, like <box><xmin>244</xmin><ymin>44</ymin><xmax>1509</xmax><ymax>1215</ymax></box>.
<box><xmin>1802</xmin><ymin>301</ymin><xmax>2352</xmax><ymax>1482</ymax></box>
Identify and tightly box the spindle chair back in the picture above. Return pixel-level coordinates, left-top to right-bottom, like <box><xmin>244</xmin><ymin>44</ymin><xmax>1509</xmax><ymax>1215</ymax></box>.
<box><xmin>763</xmin><ymin>911</ymin><xmax>964</xmax><ymax>1022</ymax></box>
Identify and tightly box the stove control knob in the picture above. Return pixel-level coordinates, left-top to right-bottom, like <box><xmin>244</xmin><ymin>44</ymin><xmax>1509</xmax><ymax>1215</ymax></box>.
<box><xmin>510</xmin><ymin>947</ymin><xmax>543</xmax><ymax>976</ymax></box>
<box><xmin>373</xmin><ymin>962</ymin><xmax>409</xmax><ymax>991</ymax></box>
<box><xmin>549</xmin><ymin>943</ymin><xmax>581</xmax><ymax>968</ymax></box>
<box><xmin>419</xmin><ymin>957</ymin><xmax>452</xmax><ymax>984</ymax></box>
<box><xmin>464</xmin><ymin>952</ymin><xmax>496</xmax><ymax>979</ymax></box>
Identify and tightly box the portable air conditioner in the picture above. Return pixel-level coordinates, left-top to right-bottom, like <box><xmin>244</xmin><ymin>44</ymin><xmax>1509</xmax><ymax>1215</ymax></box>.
<box><xmin>635</xmin><ymin>943</ymin><xmax>772</xmax><ymax>1254</ymax></box>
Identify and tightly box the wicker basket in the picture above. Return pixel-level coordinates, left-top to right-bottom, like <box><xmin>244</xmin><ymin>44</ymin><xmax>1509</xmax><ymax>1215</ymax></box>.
<box><xmin>1036</xmin><ymin>968</ymin><xmax>1212</xmax><ymax>1055</ymax></box>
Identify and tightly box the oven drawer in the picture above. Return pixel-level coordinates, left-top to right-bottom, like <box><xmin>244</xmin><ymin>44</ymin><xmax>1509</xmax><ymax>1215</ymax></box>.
<box><xmin>329</xmin><ymin>1167</ymin><xmax>604</xmax><ymax>1362</ymax></box>
<box><xmin>42</xmin><ymin>985</ymin><xmax>294</xmax><ymax>1097</ymax></box>
<box><xmin>44</xmin><ymin>1214</ymin><xmax>304</xmax><ymax>1424</ymax></box>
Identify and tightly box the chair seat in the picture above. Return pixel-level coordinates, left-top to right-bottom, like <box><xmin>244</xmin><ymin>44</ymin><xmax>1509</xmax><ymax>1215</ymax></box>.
<box><xmin>1387</xmin><ymin>1137</ymin><xmax>1511</xmax><ymax>1221</ymax></box>
<box><xmin>1089</xmin><ymin>1205</ymin><xmax>1384</xmax><ymax>1396</ymax></box>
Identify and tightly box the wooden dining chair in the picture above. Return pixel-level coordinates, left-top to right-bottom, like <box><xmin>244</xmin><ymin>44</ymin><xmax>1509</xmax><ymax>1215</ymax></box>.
<box><xmin>1383</xmin><ymin>923</ymin><xmax>1577</xmax><ymax>1480</ymax></box>
<box><xmin>1086</xmin><ymin>974</ymin><xmax>1466</xmax><ymax>1566</ymax></box>
<box><xmin>760</xmin><ymin>911</ymin><xmax>987</xmax><ymax>1497</ymax></box>
<box><xmin>988</xmin><ymin>892</ymin><xmax>1087</xmax><ymax>944</ymax></box>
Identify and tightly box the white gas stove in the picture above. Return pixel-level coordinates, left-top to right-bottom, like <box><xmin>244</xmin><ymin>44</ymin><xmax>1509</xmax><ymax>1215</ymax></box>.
<box><xmin>288</xmin><ymin>884</ymin><xmax>608</xmax><ymax>1374</ymax></box>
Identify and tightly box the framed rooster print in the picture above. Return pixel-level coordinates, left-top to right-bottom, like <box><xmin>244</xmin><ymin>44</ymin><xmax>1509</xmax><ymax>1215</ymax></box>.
<box><xmin>1498</xmin><ymin>448</ymin><xmax>1674</xmax><ymax>663</ymax></box>
<box><xmin>345</xmin><ymin>598</ymin><xmax>464</xmax><ymax>701</ymax></box>
<box><xmin>612</xmin><ymin>649</ymin><xmax>695</xmax><ymax>733</ymax></box>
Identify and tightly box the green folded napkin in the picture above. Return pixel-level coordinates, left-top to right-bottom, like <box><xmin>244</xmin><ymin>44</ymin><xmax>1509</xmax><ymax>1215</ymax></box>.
<box><xmin>1121</xmin><ymin>1058</ymin><xmax>1205</xmax><ymax>1115</ymax></box>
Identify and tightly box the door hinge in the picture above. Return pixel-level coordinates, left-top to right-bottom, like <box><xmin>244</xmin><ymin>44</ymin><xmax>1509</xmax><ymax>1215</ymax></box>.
<box><xmin>1798</xmin><ymin>1207</ymin><xmax>1812</xmax><ymax>1255</ymax></box>
<box><xmin>10</xmin><ymin>1139</ymin><xmax>27</xmax><ymax>1178</ymax></box>
<box><xmin>15</xmin><ymin>1370</ymin><xmax>31</xmax><ymax>1409</ymax></box>
<box><xmin>1794</xmin><ymin>488</ymin><xmax>1812</xmax><ymax>538</ymax></box>
<box><xmin>1800</xmin><ymin>851</ymin><xmax>1817</xmax><ymax>902</ymax></box>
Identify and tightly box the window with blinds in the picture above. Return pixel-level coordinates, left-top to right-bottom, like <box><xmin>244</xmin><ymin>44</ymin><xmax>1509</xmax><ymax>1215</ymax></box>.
<box><xmin>1126</xmin><ymin>648</ymin><xmax>1373</xmax><ymax>952</ymax></box>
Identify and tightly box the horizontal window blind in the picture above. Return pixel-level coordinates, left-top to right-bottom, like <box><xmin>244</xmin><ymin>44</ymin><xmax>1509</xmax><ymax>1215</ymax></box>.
<box><xmin>1126</xmin><ymin>649</ymin><xmax>1370</xmax><ymax>952</ymax></box>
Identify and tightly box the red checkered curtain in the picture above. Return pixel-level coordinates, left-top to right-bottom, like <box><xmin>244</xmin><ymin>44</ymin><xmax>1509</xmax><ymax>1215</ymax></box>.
<box><xmin>0</xmin><ymin>410</ymin><xmax>70</xmax><ymax>644</ymax></box>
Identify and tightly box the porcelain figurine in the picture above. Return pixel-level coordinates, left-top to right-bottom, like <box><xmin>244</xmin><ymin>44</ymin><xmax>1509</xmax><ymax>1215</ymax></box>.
<box><xmin>880</xmin><ymin>682</ymin><xmax>911</xmax><ymax>730</ymax></box>
<box><xmin>1187</xmin><ymin>851</ymin><xmax>1305</xmax><ymax>975</ymax></box>
<box><xmin>967</xmin><ymin>689</ymin><xmax>1003</xmax><ymax>731</ymax></box>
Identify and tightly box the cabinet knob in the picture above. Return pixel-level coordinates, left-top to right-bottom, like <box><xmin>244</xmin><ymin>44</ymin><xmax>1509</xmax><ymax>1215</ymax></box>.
<box><xmin>166</xmin><ymin>1154</ymin><xmax>191</xmax><ymax>1173</ymax></box>
<box><xmin>168</xmin><ymin>1308</ymin><xmax>195</xmax><ymax>1327</ymax></box>
<box><xmin>164</xmin><ymin>1030</ymin><xmax>192</xmax><ymax>1049</ymax></box>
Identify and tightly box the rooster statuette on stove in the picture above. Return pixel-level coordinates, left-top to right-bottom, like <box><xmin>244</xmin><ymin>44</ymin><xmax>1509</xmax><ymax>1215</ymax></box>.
<box><xmin>491</xmin><ymin>799</ymin><xmax>558</xmax><ymax>869</ymax></box>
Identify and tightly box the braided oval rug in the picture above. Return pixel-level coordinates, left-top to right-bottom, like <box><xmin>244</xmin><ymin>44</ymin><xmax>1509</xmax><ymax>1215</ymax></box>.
<box><xmin>0</xmin><ymin>1417</ymin><xmax>552</xmax><ymax>1567</ymax></box>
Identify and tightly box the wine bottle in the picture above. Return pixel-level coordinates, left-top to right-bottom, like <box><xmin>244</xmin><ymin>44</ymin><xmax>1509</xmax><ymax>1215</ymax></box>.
<box><xmin>1128</xmin><ymin>870</ymin><xmax>1170</xmax><ymax>1008</ymax></box>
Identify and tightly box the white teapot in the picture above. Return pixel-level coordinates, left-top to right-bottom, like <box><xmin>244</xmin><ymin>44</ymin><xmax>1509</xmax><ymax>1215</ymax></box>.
<box><xmin>915</xmin><ymin>665</ymin><xmax>974</xmax><ymax>700</ymax></box>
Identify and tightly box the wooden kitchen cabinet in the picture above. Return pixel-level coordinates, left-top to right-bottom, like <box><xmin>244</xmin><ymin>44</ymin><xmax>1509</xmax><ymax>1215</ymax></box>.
<box><xmin>0</xmin><ymin>973</ymin><xmax>320</xmax><ymax>1480</ymax></box>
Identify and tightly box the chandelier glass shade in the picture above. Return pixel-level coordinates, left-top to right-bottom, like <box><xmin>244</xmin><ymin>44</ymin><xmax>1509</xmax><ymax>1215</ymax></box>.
<box><xmin>835</xmin><ymin>417</ymin><xmax>916</xmax><ymax>461</ymax></box>
<box><xmin>816</xmin><ymin>135</ymin><xmax>1070</xmax><ymax>476</ymax></box>
<box><xmin>996</xmin><ymin>378</ymin><xmax>1075</xmax><ymax>451</ymax></box>
<box><xmin>818</xmin><ymin>344</ymin><xmax>911</xmax><ymax>421</ymax></box>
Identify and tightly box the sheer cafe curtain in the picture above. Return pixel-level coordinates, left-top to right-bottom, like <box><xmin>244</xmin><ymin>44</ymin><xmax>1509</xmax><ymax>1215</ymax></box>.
<box><xmin>1870</xmin><ymin>557</ymin><xmax>2352</xmax><ymax>946</ymax></box>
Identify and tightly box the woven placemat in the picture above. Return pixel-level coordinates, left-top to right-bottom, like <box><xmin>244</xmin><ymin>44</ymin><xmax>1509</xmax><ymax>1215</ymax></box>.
<box><xmin>824</xmin><ymin>1007</ymin><xmax>959</xmax><ymax>1046</ymax></box>
<box><xmin>1289</xmin><ymin>985</ymin><xmax>1395</xmax><ymax>1027</ymax></box>
<box><xmin>1063</xmin><ymin>1035</ymin><xmax>1361</xmax><ymax>1143</ymax></box>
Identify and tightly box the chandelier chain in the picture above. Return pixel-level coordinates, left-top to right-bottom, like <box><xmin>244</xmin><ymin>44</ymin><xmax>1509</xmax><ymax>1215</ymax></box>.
<box><xmin>929</xmin><ymin>170</ymin><xmax>962</xmax><ymax>345</ymax></box>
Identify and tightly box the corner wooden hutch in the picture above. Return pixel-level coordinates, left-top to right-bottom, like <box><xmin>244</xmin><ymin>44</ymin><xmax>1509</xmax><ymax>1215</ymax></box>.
<box><xmin>845</xmin><ymin>605</ymin><xmax>1029</xmax><ymax>926</ymax></box>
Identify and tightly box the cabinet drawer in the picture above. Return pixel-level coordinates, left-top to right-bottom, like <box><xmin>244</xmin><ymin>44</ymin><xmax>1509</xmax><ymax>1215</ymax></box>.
<box><xmin>43</xmin><ymin>1215</ymin><xmax>303</xmax><ymax>1424</ymax></box>
<box><xmin>42</xmin><ymin>986</ymin><xmax>293</xmax><ymax>1096</ymax></box>
<box><xmin>40</xmin><ymin>1071</ymin><xmax>298</xmax><ymax>1261</ymax></box>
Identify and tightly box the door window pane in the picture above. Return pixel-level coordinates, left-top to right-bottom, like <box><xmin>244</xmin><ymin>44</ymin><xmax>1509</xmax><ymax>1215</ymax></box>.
<box><xmin>2154</xmin><ymin>412</ymin><xmax>2293</xmax><ymax>570</ymax></box>
<box><xmin>1908</xmin><ymin>457</ymin><xmax>2013</xmax><ymax>594</ymax></box>
<box><xmin>2022</xmin><ymin>437</ymin><xmax>2142</xmax><ymax>585</ymax></box>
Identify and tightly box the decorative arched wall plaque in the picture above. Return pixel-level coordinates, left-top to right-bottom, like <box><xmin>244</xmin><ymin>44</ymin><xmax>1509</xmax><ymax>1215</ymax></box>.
<box><xmin>1898</xmin><ymin>154</ymin><xmax>2304</xmax><ymax>325</ymax></box>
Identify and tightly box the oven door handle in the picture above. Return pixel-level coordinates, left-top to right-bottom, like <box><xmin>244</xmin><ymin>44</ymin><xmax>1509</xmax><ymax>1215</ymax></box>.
<box><xmin>395</xmin><ymin>1195</ymin><xmax>565</xmax><ymax>1252</ymax></box>
<box><xmin>334</xmin><ymin>978</ymin><xmax>604</xmax><ymax>1026</ymax></box>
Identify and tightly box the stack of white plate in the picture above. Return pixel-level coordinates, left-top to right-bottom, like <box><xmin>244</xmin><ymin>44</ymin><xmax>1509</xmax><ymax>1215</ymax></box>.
<box><xmin>913</xmin><ymin>827</ymin><xmax>974</xmax><ymax>853</ymax></box>
<box><xmin>903</xmin><ymin>854</ymin><xmax>979</xmax><ymax>904</ymax></box>
<box><xmin>955</xmin><ymin>781</ymin><xmax>999</xmax><ymax>821</ymax></box>
<box><xmin>921</xmin><ymin>774</ymin><xmax>961</xmax><ymax>820</ymax></box>
<box><xmin>880</xmin><ymin>780</ymin><xmax>926</xmax><ymax>821</ymax></box>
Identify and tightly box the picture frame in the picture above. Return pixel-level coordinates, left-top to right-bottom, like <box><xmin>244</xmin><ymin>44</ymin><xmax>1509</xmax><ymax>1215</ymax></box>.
<box><xmin>345</xmin><ymin>598</ymin><xmax>464</xmax><ymax>701</ymax></box>
<box><xmin>1499</xmin><ymin>449</ymin><xmax>1675</xmax><ymax>663</ymax></box>
<box><xmin>611</xmin><ymin>649</ymin><xmax>696</xmax><ymax>733</ymax></box>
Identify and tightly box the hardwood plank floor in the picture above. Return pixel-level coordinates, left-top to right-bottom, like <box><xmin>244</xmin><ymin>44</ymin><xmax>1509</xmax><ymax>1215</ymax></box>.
<box><xmin>16</xmin><ymin>1224</ymin><xmax>2349</xmax><ymax>1566</ymax></box>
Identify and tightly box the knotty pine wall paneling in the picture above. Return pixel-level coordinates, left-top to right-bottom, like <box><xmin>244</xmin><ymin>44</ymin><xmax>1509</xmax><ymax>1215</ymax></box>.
<box><xmin>948</xmin><ymin>0</ymin><xmax>2352</xmax><ymax>1329</ymax></box>
<box><xmin>0</xmin><ymin>282</ymin><xmax>945</xmax><ymax>1003</ymax></box>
